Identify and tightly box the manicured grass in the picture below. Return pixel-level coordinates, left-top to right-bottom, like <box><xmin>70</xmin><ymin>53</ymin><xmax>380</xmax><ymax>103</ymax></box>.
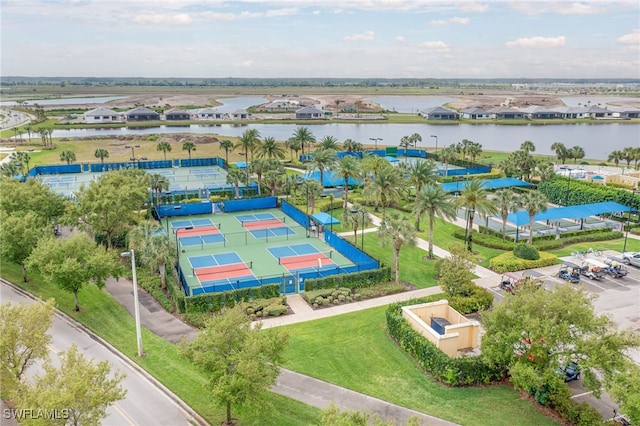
<box><xmin>280</xmin><ymin>305</ymin><xmax>559</xmax><ymax>426</ymax></box>
<box><xmin>0</xmin><ymin>262</ymin><xmax>321</xmax><ymax>426</ymax></box>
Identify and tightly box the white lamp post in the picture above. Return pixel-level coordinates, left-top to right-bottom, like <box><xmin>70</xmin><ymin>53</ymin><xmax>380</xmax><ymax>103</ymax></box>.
<box><xmin>430</xmin><ymin>135</ymin><xmax>438</xmax><ymax>155</ymax></box>
<box><xmin>120</xmin><ymin>249</ymin><xmax>143</xmax><ymax>358</ymax></box>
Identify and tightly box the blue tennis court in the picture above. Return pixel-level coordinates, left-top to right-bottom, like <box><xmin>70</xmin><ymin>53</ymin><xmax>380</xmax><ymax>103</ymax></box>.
<box><xmin>188</xmin><ymin>252</ymin><xmax>243</xmax><ymax>269</ymax></box>
<box><xmin>179</xmin><ymin>233</ymin><xmax>226</xmax><ymax>246</ymax></box>
<box><xmin>171</xmin><ymin>218</ymin><xmax>215</xmax><ymax>229</ymax></box>
<box><xmin>268</xmin><ymin>243</ymin><xmax>323</xmax><ymax>259</ymax></box>
<box><xmin>236</xmin><ymin>212</ymin><xmax>278</xmax><ymax>223</ymax></box>
<box><xmin>250</xmin><ymin>227</ymin><xmax>296</xmax><ymax>238</ymax></box>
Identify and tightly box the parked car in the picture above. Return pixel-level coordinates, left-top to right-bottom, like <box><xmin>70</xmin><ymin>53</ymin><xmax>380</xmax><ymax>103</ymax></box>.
<box><xmin>557</xmin><ymin>361</ymin><xmax>581</xmax><ymax>382</ymax></box>
<box><xmin>622</xmin><ymin>252</ymin><xmax>640</xmax><ymax>268</ymax></box>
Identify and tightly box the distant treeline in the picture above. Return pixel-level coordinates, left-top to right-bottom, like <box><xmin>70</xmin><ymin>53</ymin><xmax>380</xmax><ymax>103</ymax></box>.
<box><xmin>1</xmin><ymin>76</ymin><xmax>639</xmax><ymax>88</ymax></box>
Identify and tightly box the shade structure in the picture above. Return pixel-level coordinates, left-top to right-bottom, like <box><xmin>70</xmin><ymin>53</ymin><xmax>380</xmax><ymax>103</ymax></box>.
<box><xmin>507</xmin><ymin>201</ymin><xmax>635</xmax><ymax>226</ymax></box>
<box><xmin>312</xmin><ymin>212</ymin><xmax>340</xmax><ymax>226</ymax></box>
<box><xmin>440</xmin><ymin>177</ymin><xmax>533</xmax><ymax>193</ymax></box>
<box><xmin>234</xmin><ymin>161</ymin><xmax>248</xmax><ymax>168</ymax></box>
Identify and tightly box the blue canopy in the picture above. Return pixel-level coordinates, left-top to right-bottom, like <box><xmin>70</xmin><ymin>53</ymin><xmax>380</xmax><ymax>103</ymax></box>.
<box><xmin>441</xmin><ymin>177</ymin><xmax>533</xmax><ymax>193</ymax></box>
<box><xmin>234</xmin><ymin>161</ymin><xmax>248</xmax><ymax>168</ymax></box>
<box><xmin>303</xmin><ymin>170</ymin><xmax>361</xmax><ymax>188</ymax></box>
<box><xmin>507</xmin><ymin>201</ymin><xmax>635</xmax><ymax>226</ymax></box>
<box><xmin>312</xmin><ymin>212</ymin><xmax>340</xmax><ymax>225</ymax></box>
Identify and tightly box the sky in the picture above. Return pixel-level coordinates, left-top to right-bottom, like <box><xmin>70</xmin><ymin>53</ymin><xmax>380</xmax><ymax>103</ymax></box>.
<box><xmin>1</xmin><ymin>0</ymin><xmax>639</xmax><ymax>79</ymax></box>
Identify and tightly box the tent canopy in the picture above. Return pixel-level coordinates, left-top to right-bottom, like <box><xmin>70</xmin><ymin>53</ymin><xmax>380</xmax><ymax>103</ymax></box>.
<box><xmin>234</xmin><ymin>161</ymin><xmax>248</xmax><ymax>168</ymax></box>
<box><xmin>507</xmin><ymin>201</ymin><xmax>634</xmax><ymax>226</ymax></box>
<box><xmin>312</xmin><ymin>212</ymin><xmax>340</xmax><ymax>225</ymax></box>
<box><xmin>440</xmin><ymin>177</ymin><xmax>533</xmax><ymax>193</ymax></box>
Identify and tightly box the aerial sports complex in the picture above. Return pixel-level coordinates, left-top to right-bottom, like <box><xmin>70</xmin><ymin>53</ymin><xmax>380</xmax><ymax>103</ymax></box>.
<box><xmin>25</xmin><ymin>149</ymin><xmax>637</xmax><ymax>296</ymax></box>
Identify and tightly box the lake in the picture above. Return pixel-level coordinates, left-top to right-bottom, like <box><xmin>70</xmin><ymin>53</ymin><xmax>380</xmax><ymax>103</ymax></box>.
<box><xmin>0</xmin><ymin>96</ymin><xmax>128</xmax><ymax>106</ymax></box>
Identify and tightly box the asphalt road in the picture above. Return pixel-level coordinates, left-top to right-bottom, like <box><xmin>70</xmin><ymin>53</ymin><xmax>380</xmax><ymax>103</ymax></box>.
<box><xmin>0</xmin><ymin>281</ymin><xmax>204</xmax><ymax>426</ymax></box>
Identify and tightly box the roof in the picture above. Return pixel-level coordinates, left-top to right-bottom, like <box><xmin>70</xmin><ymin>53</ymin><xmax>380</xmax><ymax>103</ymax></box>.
<box><xmin>296</xmin><ymin>105</ymin><xmax>323</xmax><ymax>114</ymax></box>
<box><xmin>232</xmin><ymin>109</ymin><xmax>248</xmax><ymax>115</ymax></box>
<box><xmin>127</xmin><ymin>106</ymin><xmax>158</xmax><ymax>115</ymax></box>
<box><xmin>520</xmin><ymin>105</ymin><xmax>559</xmax><ymax>114</ymax></box>
<box><xmin>507</xmin><ymin>201</ymin><xmax>635</xmax><ymax>226</ymax></box>
<box><xmin>165</xmin><ymin>108</ymin><xmax>189</xmax><ymax>115</ymax></box>
<box><xmin>84</xmin><ymin>107</ymin><xmax>119</xmax><ymax>116</ymax></box>
<box><xmin>311</xmin><ymin>212</ymin><xmax>340</xmax><ymax>225</ymax></box>
<box><xmin>460</xmin><ymin>107</ymin><xmax>489</xmax><ymax>114</ymax></box>
<box><xmin>488</xmin><ymin>107</ymin><xmax>520</xmax><ymax>113</ymax></box>
<box><xmin>198</xmin><ymin>107</ymin><xmax>220</xmax><ymax>114</ymax></box>
<box><xmin>440</xmin><ymin>177</ymin><xmax>533</xmax><ymax>193</ymax></box>
<box><xmin>234</xmin><ymin>161</ymin><xmax>247</xmax><ymax>168</ymax></box>
<box><xmin>421</xmin><ymin>106</ymin><xmax>457</xmax><ymax>114</ymax></box>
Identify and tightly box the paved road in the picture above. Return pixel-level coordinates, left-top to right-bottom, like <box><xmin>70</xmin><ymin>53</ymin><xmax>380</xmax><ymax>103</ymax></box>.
<box><xmin>0</xmin><ymin>280</ymin><xmax>206</xmax><ymax>426</ymax></box>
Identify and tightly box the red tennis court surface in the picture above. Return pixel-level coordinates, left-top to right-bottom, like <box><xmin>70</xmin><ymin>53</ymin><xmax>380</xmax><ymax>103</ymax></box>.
<box><xmin>242</xmin><ymin>219</ymin><xmax>284</xmax><ymax>229</ymax></box>
<box><xmin>280</xmin><ymin>253</ymin><xmax>334</xmax><ymax>271</ymax></box>
<box><xmin>176</xmin><ymin>225</ymin><xmax>219</xmax><ymax>236</ymax></box>
<box><xmin>194</xmin><ymin>263</ymin><xmax>253</xmax><ymax>282</ymax></box>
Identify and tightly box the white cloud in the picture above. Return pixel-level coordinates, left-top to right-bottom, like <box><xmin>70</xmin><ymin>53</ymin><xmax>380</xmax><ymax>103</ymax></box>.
<box><xmin>505</xmin><ymin>36</ymin><xmax>566</xmax><ymax>48</ymax></box>
<box><xmin>312</xmin><ymin>10</ymin><xmax>320</xmax><ymax>15</ymax></box>
<box><xmin>508</xmin><ymin>1</ymin><xmax>604</xmax><ymax>15</ymax></box>
<box><xmin>617</xmin><ymin>29</ymin><xmax>640</xmax><ymax>45</ymax></box>
<box><xmin>265</xmin><ymin>8</ymin><xmax>299</xmax><ymax>17</ymax></box>
<box><xmin>133</xmin><ymin>12</ymin><xmax>192</xmax><ymax>25</ymax></box>
<box><xmin>419</xmin><ymin>41</ymin><xmax>450</xmax><ymax>52</ymax></box>
<box><xmin>343</xmin><ymin>30</ymin><xmax>375</xmax><ymax>41</ymax></box>
<box><xmin>458</xmin><ymin>1</ymin><xmax>489</xmax><ymax>13</ymax></box>
<box><xmin>430</xmin><ymin>19</ymin><xmax>447</xmax><ymax>25</ymax></box>
<box><xmin>430</xmin><ymin>16</ymin><xmax>470</xmax><ymax>25</ymax></box>
<box><xmin>395</xmin><ymin>36</ymin><xmax>405</xmax><ymax>42</ymax></box>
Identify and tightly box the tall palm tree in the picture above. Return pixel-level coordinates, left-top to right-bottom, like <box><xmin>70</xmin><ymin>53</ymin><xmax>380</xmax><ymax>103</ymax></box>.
<box><xmin>622</xmin><ymin>146</ymin><xmax>635</xmax><ymax>168</ymax></box>
<box><xmin>12</xmin><ymin>151</ymin><xmax>31</xmax><ymax>176</ymax></box>
<box><xmin>226</xmin><ymin>168</ymin><xmax>246</xmax><ymax>199</ymax></box>
<box><xmin>407</xmin><ymin>160</ymin><xmax>438</xmax><ymax>196</ymax></box>
<box><xmin>235</xmin><ymin>129</ymin><xmax>261</xmax><ymax>184</ymax></box>
<box><xmin>59</xmin><ymin>150</ymin><xmax>76</xmax><ymax>165</ymax></box>
<box><xmin>454</xmin><ymin>178</ymin><xmax>498</xmax><ymax>251</ymax></box>
<box><xmin>512</xmin><ymin>150</ymin><xmax>536</xmax><ymax>181</ymax></box>
<box><xmin>182</xmin><ymin>140</ymin><xmax>196</xmax><ymax>160</ymax></box>
<box><xmin>378</xmin><ymin>212</ymin><xmax>416</xmax><ymax>284</ymax></box>
<box><xmin>412</xmin><ymin>186</ymin><xmax>456</xmax><ymax>257</ymax></box>
<box><xmin>439</xmin><ymin>145</ymin><xmax>458</xmax><ymax>177</ymax></box>
<box><xmin>569</xmin><ymin>146</ymin><xmax>585</xmax><ymax>164</ymax></box>
<box><xmin>284</xmin><ymin>137</ymin><xmax>302</xmax><ymax>161</ymax></box>
<box><xmin>149</xmin><ymin>173</ymin><xmax>170</xmax><ymax>205</ymax></box>
<box><xmin>493</xmin><ymin>189</ymin><xmax>520</xmax><ymax>241</ymax></box>
<box><xmin>363</xmin><ymin>164</ymin><xmax>404</xmax><ymax>219</ymax></box>
<box><xmin>520</xmin><ymin>190</ymin><xmax>549</xmax><ymax>244</ymax></box>
<box><xmin>399</xmin><ymin>135</ymin><xmax>412</xmax><ymax>161</ymax></box>
<box><xmin>94</xmin><ymin>148</ymin><xmax>109</xmax><ymax>164</ymax></box>
<box><xmin>129</xmin><ymin>221</ymin><xmax>174</xmax><ymax>290</ymax></box>
<box><xmin>157</xmin><ymin>141</ymin><xmax>172</xmax><ymax>161</ymax></box>
<box><xmin>343</xmin><ymin>139</ymin><xmax>363</xmax><ymax>153</ymax></box>
<box><xmin>319</xmin><ymin>136</ymin><xmax>339</xmax><ymax>151</ymax></box>
<box><xmin>250</xmin><ymin>159</ymin><xmax>269</xmax><ymax>195</ymax></box>
<box><xmin>334</xmin><ymin>155</ymin><xmax>362</xmax><ymax>209</ymax></box>
<box><xmin>608</xmin><ymin>150</ymin><xmax>624</xmax><ymax>167</ymax></box>
<box><xmin>341</xmin><ymin>203</ymin><xmax>370</xmax><ymax>245</ymax></box>
<box><xmin>409</xmin><ymin>133</ymin><xmax>422</xmax><ymax>148</ymax></box>
<box><xmin>308</xmin><ymin>147</ymin><xmax>336</xmax><ymax>188</ymax></box>
<box><xmin>292</xmin><ymin>127</ymin><xmax>315</xmax><ymax>157</ymax></box>
<box><xmin>300</xmin><ymin>179</ymin><xmax>323</xmax><ymax>214</ymax></box>
<box><xmin>551</xmin><ymin>142</ymin><xmax>568</xmax><ymax>164</ymax></box>
<box><xmin>362</xmin><ymin>154</ymin><xmax>390</xmax><ymax>212</ymax></box>
<box><xmin>256</xmin><ymin>136</ymin><xmax>285</xmax><ymax>160</ymax></box>
<box><xmin>631</xmin><ymin>147</ymin><xmax>640</xmax><ymax>170</ymax></box>
<box><xmin>24</xmin><ymin>124</ymin><xmax>33</xmax><ymax>142</ymax></box>
<box><xmin>520</xmin><ymin>140</ymin><xmax>536</xmax><ymax>153</ymax></box>
<box><xmin>219</xmin><ymin>139</ymin><xmax>234</xmax><ymax>165</ymax></box>
<box><xmin>468</xmin><ymin>142</ymin><xmax>483</xmax><ymax>163</ymax></box>
<box><xmin>263</xmin><ymin>169</ymin><xmax>284</xmax><ymax>196</ymax></box>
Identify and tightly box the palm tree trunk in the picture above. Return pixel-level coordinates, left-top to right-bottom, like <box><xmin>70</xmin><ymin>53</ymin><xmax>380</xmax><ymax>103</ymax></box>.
<box><xmin>394</xmin><ymin>249</ymin><xmax>400</xmax><ymax>284</ymax></box>
<box><xmin>74</xmin><ymin>291</ymin><xmax>80</xmax><ymax>312</ymax></box>
<box><xmin>21</xmin><ymin>263</ymin><xmax>28</xmax><ymax>282</ymax></box>
<box><xmin>502</xmin><ymin>216</ymin><xmax>507</xmax><ymax>241</ymax></box>
<box><xmin>226</xmin><ymin>401</ymin><xmax>232</xmax><ymax>425</ymax></box>
<box><xmin>415</xmin><ymin>212</ymin><xmax>421</xmax><ymax>232</ymax></box>
<box><xmin>159</xmin><ymin>262</ymin><xmax>167</xmax><ymax>290</ymax></box>
<box><xmin>343</xmin><ymin>176</ymin><xmax>349</xmax><ymax>209</ymax></box>
<box><xmin>467</xmin><ymin>210</ymin><xmax>475</xmax><ymax>251</ymax></box>
<box><xmin>428</xmin><ymin>214</ymin><xmax>435</xmax><ymax>258</ymax></box>
<box><xmin>529</xmin><ymin>217</ymin><xmax>535</xmax><ymax>244</ymax></box>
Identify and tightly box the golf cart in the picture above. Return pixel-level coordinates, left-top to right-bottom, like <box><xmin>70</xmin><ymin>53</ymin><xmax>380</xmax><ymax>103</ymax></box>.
<box><xmin>499</xmin><ymin>272</ymin><xmax>524</xmax><ymax>293</ymax></box>
<box><xmin>580</xmin><ymin>259</ymin><xmax>606</xmax><ymax>280</ymax></box>
<box><xmin>604</xmin><ymin>257</ymin><xmax>629</xmax><ymax>278</ymax></box>
<box><xmin>558</xmin><ymin>265</ymin><xmax>581</xmax><ymax>283</ymax></box>
<box><xmin>557</xmin><ymin>361</ymin><xmax>581</xmax><ymax>382</ymax></box>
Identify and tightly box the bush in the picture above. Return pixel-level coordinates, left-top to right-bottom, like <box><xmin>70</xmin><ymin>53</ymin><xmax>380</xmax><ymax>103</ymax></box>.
<box><xmin>513</xmin><ymin>243</ymin><xmax>539</xmax><ymax>260</ymax></box>
<box><xmin>448</xmin><ymin>286</ymin><xmax>493</xmax><ymax>314</ymax></box>
<box><xmin>490</xmin><ymin>251</ymin><xmax>558</xmax><ymax>273</ymax></box>
<box><xmin>184</xmin><ymin>284</ymin><xmax>280</xmax><ymax>313</ymax></box>
<box><xmin>303</xmin><ymin>267</ymin><xmax>392</xmax><ymax>291</ymax></box>
<box><xmin>134</xmin><ymin>268</ymin><xmax>174</xmax><ymax>312</ymax></box>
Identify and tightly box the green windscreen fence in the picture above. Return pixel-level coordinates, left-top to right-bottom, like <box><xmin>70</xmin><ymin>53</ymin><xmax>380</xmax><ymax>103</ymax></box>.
<box><xmin>385</xmin><ymin>147</ymin><xmax>397</xmax><ymax>157</ymax></box>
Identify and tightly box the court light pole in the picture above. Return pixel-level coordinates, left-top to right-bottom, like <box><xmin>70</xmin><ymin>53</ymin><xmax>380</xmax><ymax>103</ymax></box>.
<box><xmin>369</xmin><ymin>137</ymin><xmax>382</xmax><ymax>150</ymax></box>
<box><xmin>174</xmin><ymin>226</ymin><xmax>194</xmax><ymax>258</ymax></box>
<box><xmin>564</xmin><ymin>168</ymin><xmax>574</xmax><ymax>206</ymax></box>
<box><xmin>623</xmin><ymin>189</ymin><xmax>638</xmax><ymax>252</ymax></box>
<box><xmin>124</xmin><ymin>144</ymin><xmax>141</xmax><ymax>161</ymax></box>
<box><xmin>120</xmin><ymin>249</ymin><xmax>143</xmax><ymax>358</ymax></box>
<box><xmin>430</xmin><ymin>135</ymin><xmax>438</xmax><ymax>155</ymax></box>
<box><xmin>349</xmin><ymin>208</ymin><xmax>366</xmax><ymax>250</ymax></box>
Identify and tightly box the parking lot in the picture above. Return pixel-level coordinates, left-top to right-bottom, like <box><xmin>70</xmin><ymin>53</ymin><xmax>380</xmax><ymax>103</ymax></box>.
<box><xmin>484</xmin><ymin>250</ymin><xmax>640</xmax><ymax>421</ymax></box>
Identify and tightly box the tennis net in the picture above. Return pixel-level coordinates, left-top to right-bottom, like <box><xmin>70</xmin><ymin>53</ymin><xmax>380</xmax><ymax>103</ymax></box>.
<box><xmin>193</xmin><ymin>262</ymin><xmax>253</xmax><ymax>278</ymax></box>
<box><xmin>240</xmin><ymin>217</ymin><xmax>287</xmax><ymax>227</ymax></box>
<box><xmin>278</xmin><ymin>251</ymin><xmax>333</xmax><ymax>265</ymax></box>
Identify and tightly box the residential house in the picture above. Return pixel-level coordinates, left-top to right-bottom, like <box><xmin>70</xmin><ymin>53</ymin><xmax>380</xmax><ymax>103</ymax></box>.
<box><xmin>164</xmin><ymin>108</ymin><xmax>191</xmax><ymax>121</ymax></box>
<box><xmin>83</xmin><ymin>107</ymin><xmax>123</xmax><ymax>123</ymax></box>
<box><xmin>555</xmin><ymin>106</ymin><xmax>590</xmax><ymax>119</ymax></box>
<box><xmin>295</xmin><ymin>105</ymin><xmax>324</xmax><ymax>119</ymax></box>
<box><xmin>488</xmin><ymin>107</ymin><xmax>524</xmax><ymax>120</ymax></box>
<box><xmin>586</xmin><ymin>105</ymin><xmax>614</xmax><ymax>119</ymax></box>
<box><xmin>520</xmin><ymin>106</ymin><xmax>561</xmax><ymax>119</ymax></box>
<box><xmin>196</xmin><ymin>108</ymin><xmax>225</xmax><ymax>120</ymax></box>
<box><xmin>419</xmin><ymin>106</ymin><xmax>459</xmax><ymax>120</ymax></box>
<box><xmin>231</xmin><ymin>109</ymin><xmax>250</xmax><ymax>120</ymax></box>
<box><xmin>460</xmin><ymin>107</ymin><xmax>491</xmax><ymax>120</ymax></box>
<box><xmin>607</xmin><ymin>106</ymin><xmax>640</xmax><ymax>119</ymax></box>
<box><xmin>126</xmin><ymin>106</ymin><xmax>160</xmax><ymax>121</ymax></box>
<box><xmin>264</xmin><ymin>100</ymin><xmax>299</xmax><ymax>111</ymax></box>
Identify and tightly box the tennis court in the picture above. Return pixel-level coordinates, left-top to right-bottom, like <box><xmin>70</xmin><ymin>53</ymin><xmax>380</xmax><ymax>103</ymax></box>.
<box><xmin>188</xmin><ymin>251</ymin><xmax>256</xmax><ymax>292</ymax></box>
<box><xmin>268</xmin><ymin>244</ymin><xmax>336</xmax><ymax>274</ymax></box>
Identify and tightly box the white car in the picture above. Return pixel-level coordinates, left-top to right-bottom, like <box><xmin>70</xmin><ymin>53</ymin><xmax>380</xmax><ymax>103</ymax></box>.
<box><xmin>622</xmin><ymin>252</ymin><xmax>640</xmax><ymax>268</ymax></box>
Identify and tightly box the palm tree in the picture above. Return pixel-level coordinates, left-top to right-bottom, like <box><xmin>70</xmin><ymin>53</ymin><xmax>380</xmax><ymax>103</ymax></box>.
<box><xmin>249</xmin><ymin>159</ymin><xmax>269</xmax><ymax>195</ymax></box>
<box><xmin>219</xmin><ymin>139</ymin><xmax>234</xmax><ymax>165</ymax></box>
<box><xmin>363</xmin><ymin>164</ymin><xmax>404</xmax><ymax>219</ymax></box>
<box><xmin>236</xmin><ymin>129</ymin><xmax>261</xmax><ymax>183</ymax></box>
<box><xmin>622</xmin><ymin>146</ymin><xmax>635</xmax><ymax>168</ymax></box>
<box><xmin>631</xmin><ymin>147</ymin><xmax>640</xmax><ymax>170</ymax></box>
<box><xmin>608</xmin><ymin>150</ymin><xmax>624</xmax><ymax>167</ymax></box>
<box><xmin>94</xmin><ymin>148</ymin><xmax>109</xmax><ymax>164</ymax></box>
<box><xmin>454</xmin><ymin>178</ymin><xmax>498</xmax><ymax>251</ymax></box>
<box><xmin>399</xmin><ymin>136</ymin><xmax>412</xmax><ymax>161</ymax></box>
<box><xmin>59</xmin><ymin>150</ymin><xmax>76</xmax><ymax>165</ymax></box>
<box><xmin>292</xmin><ymin>127</ymin><xmax>315</xmax><ymax>157</ymax></box>
<box><xmin>378</xmin><ymin>212</ymin><xmax>416</xmax><ymax>284</ymax></box>
<box><xmin>129</xmin><ymin>222</ymin><xmax>174</xmax><ymax>290</ymax></box>
<box><xmin>520</xmin><ymin>140</ymin><xmax>536</xmax><ymax>153</ymax></box>
<box><xmin>412</xmin><ymin>186</ymin><xmax>456</xmax><ymax>257</ymax></box>
<box><xmin>319</xmin><ymin>136</ymin><xmax>339</xmax><ymax>151</ymax></box>
<box><xmin>468</xmin><ymin>142</ymin><xmax>483</xmax><ymax>163</ymax></box>
<box><xmin>551</xmin><ymin>142</ymin><xmax>568</xmax><ymax>164</ymax></box>
<box><xmin>362</xmin><ymin>154</ymin><xmax>390</xmax><ymax>212</ymax></box>
<box><xmin>263</xmin><ymin>169</ymin><xmax>284</xmax><ymax>195</ymax></box>
<box><xmin>257</xmin><ymin>136</ymin><xmax>285</xmax><ymax>160</ymax></box>
<box><xmin>24</xmin><ymin>124</ymin><xmax>33</xmax><ymax>142</ymax></box>
<box><xmin>157</xmin><ymin>141</ymin><xmax>172</xmax><ymax>161</ymax></box>
<box><xmin>226</xmin><ymin>168</ymin><xmax>246</xmax><ymax>199</ymax></box>
<box><xmin>354</xmin><ymin>100</ymin><xmax>364</xmax><ymax>117</ymax></box>
<box><xmin>520</xmin><ymin>191</ymin><xmax>549</xmax><ymax>244</ymax></box>
<box><xmin>569</xmin><ymin>145</ymin><xmax>585</xmax><ymax>164</ymax></box>
<box><xmin>409</xmin><ymin>133</ymin><xmax>422</xmax><ymax>148</ymax></box>
<box><xmin>341</xmin><ymin>204</ymin><xmax>370</xmax><ymax>244</ymax></box>
<box><xmin>493</xmin><ymin>189</ymin><xmax>520</xmax><ymax>241</ymax></box>
<box><xmin>284</xmin><ymin>137</ymin><xmax>302</xmax><ymax>161</ymax></box>
<box><xmin>334</xmin><ymin>155</ymin><xmax>362</xmax><ymax>209</ymax></box>
<box><xmin>512</xmin><ymin>150</ymin><xmax>537</xmax><ymax>181</ymax></box>
<box><xmin>300</xmin><ymin>179</ymin><xmax>323</xmax><ymax>214</ymax></box>
<box><xmin>182</xmin><ymin>140</ymin><xmax>196</xmax><ymax>159</ymax></box>
<box><xmin>308</xmin><ymin>147</ymin><xmax>336</xmax><ymax>188</ymax></box>
<box><xmin>149</xmin><ymin>173</ymin><xmax>170</xmax><ymax>205</ymax></box>
<box><xmin>343</xmin><ymin>139</ymin><xmax>363</xmax><ymax>153</ymax></box>
<box><xmin>439</xmin><ymin>145</ymin><xmax>458</xmax><ymax>177</ymax></box>
<box><xmin>11</xmin><ymin>151</ymin><xmax>31</xmax><ymax>176</ymax></box>
<box><xmin>407</xmin><ymin>160</ymin><xmax>438</xmax><ymax>196</ymax></box>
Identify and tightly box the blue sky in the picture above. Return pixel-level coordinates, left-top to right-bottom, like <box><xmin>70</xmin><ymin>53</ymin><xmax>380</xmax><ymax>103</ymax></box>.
<box><xmin>1</xmin><ymin>0</ymin><xmax>639</xmax><ymax>78</ymax></box>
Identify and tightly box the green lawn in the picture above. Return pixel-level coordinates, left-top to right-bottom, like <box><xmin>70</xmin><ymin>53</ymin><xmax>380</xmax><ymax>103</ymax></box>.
<box><xmin>280</xmin><ymin>305</ymin><xmax>559</xmax><ymax>426</ymax></box>
<box><xmin>0</xmin><ymin>262</ymin><xmax>320</xmax><ymax>426</ymax></box>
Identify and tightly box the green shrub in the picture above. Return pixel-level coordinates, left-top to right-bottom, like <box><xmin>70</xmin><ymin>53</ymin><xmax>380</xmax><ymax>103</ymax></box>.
<box><xmin>513</xmin><ymin>243</ymin><xmax>539</xmax><ymax>260</ymax></box>
<box><xmin>134</xmin><ymin>269</ymin><xmax>174</xmax><ymax>312</ymax></box>
<box><xmin>304</xmin><ymin>267</ymin><xmax>391</xmax><ymax>291</ymax></box>
<box><xmin>184</xmin><ymin>284</ymin><xmax>280</xmax><ymax>313</ymax></box>
<box><xmin>490</xmin><ymin>251</ymin><xmax>558</xmax><ymax>273</ymax></box>
<box><xmin>263</xmin><ymin>305</ymin><xmax>288</xmax><ymax>317</ymax></box>
<box><xmin>448</xmin><ymin>286</ymin><xmax>493</xmax><ymax>314</ymax></box>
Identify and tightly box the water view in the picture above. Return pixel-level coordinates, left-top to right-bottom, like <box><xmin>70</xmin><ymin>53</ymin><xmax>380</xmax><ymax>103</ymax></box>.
<box><xmin>365</xmin><ymin>96</ymin><xmax>456</xmax><ymax>113</ymax></box>
<box><xmin>0</xmin><ymin>96</ymin><xmax>129</xmax><ymax>107</ymax></box>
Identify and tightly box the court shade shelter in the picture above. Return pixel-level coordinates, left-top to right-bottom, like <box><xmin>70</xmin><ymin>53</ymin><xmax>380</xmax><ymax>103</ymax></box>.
<box><xmin>507</xmin><ymin>201</ymin><xmax>635</xmax><ymax>226</ymax></box>
<box><xmin>440</xmin><ymin>177</ymin><xmax>533</xmax><ymax>193</ymax></box>
<box><xmin>311</xmin><ymin>212</ymin><xmax>340</xmax><ymax>226</ymax></box>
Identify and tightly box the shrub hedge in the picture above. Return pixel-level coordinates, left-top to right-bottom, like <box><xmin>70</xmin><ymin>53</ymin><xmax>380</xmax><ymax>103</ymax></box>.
<box><xmin>447</xmin><ymin>286</ymin><xmax>494</xmax><ymax>314</ymax></box>
<box><xmin>386</xmin><ymin>300</ymin><xmax>505</xmax><ymax>386</ymax></box>
<box><xmin>513</xmin><ymin>243</ymin><xmax>539</xmax><ymax>260</ymax></box>
<box><xmin>135</xmin><ymin>268</ymin><xmax>175</xmax><ymax>312</ymax></box>
<box><xmin>184</xmin><ymin>284</ymin><xmax>280</xmax><ymax>313</ymax></box>
<box><xmin>489</xmin><ymin>252</ymin><xmax>558</xmax><ymax>273</ymax></box>
<box><xmin>303</xmin><ymin>267</ymin><xmax>392</xmax><ymax>291</ymax></box>
<box><xmin>471</xmin><ymin>227</ymin><xmax>622</xmax><ymax>251</ymax></box>
<box><xmin>538</xmin><ymin>177</ymin><xmax>640</xmax><ymax>210</ymax></box>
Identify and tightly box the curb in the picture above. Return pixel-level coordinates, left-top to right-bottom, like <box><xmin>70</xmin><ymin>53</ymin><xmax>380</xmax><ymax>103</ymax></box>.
<box><xmin>0</xmin><ymin>278</ymin><xmax>209</xmax><ymax>426</ymax></box>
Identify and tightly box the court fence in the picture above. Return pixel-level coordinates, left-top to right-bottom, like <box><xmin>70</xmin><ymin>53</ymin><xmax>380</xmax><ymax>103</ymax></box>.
<box><xmin>183</xmin><ymin>283</ymin><xmax>281</xmax><ymax>313</ymax></box>
<box><xmin>281</xmin><ymin>199</ymin><xmax>310</xmax><ymax>229</ymax></box>
<box><xmin>324</xmin><ymin>229</ymin><xmax>379</xmax><ymax>271</ymax></box>
<box><xmin>303</xmin><ymin>266</ymin><xmax>392</xmax><ymax>292</ymax></box>
<box><xmin>32</xmin><ymin>164</ymin><xmax>82</xmax><ymax>175</ymax></box>
<box><xmin>155</xmin><ymin>202</ymin><xmax>213</xmax><ymax>218</ymax></box>
<box><xmin>223</xmin><ymin>196</ymin><xmax>277</xmax><ymax>212</ymax></box>
<box><xmin>179</xmin><ymin>223</ymin><xmax>308</xmax><ymax>251</ymax></box>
